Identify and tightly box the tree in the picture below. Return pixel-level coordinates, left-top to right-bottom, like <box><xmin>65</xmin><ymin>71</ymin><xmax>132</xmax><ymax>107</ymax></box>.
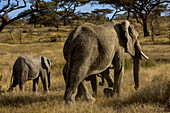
<box><xmin>92</xmin><ymin>9</ymin><xmax>113</xmax><ymax>18</ymax></box>
<box><xmin>27</xmin><ymin>0</ymin><xmax>89</xmax><ymax>27</ymax></box>
<box><xmin>51</xmin><ymin>0</ymin><xmax>89</xmax><ymax>26</ymax></box>
<box><xmin>149</xmin><ymin>4</ymin><xmax>168</xmax><ymax>41</ymax></box>
<box><xmin>97</xmin><ymin>0</ymin><xmax>169</xmax><ymax>37</ymax></box>
<box><xmin>0</xmin><ymin>0</ymin><xmax>47</xmax><ymax>32</ymax></box>
<box><xmin>28</xmin><ymin>10</ymin><xmax>60</xmax><ymax>28</ymax></box>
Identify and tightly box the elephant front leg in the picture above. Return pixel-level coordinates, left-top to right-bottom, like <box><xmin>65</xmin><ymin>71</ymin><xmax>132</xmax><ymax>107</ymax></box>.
<box><xmin>33</xmin><ymin>77</ymin><xmax>39</xmax><ymax>92</ymax></box>
<box><xmin>40</xmin><ymin>73</ymin><xmax>49</xmax><ymax>92</ymax></box>
<box><xmin>114</xmin><ymin>66</ymin><xmax>124</xmax><ymax>99</ymax></box>
<box><xmin>113</xmin><ymin>49</ymin><xmax>125</xmax><ymax>99</ymax></box>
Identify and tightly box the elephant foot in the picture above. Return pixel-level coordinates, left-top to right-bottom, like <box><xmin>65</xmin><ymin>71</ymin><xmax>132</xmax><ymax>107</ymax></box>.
<box><xmin>86</xmin><ymin>96</ymin><xmax>96</xmax><ymax>104</ymax></box>
<box><xmin>7</xmin><ymin>87</ymin><xmax>13</xmax><ymax>92</ymax></box>
<box><xmin>75</xmin><ymin>94</ymin><xmax>82</xmax><ymax>101</ymax></box>
<box><xmin>64</xmin><ymin>90</ymin><xmax>77</xmax><ymax>106</ymax></box>
<box><xmin>92</xmin><ymin>92</ymin><xmax>97</xmax><ymax>98</ymax></box>
<box><xmin>104</xmin><ymin>87</ymin><xmax>114</xmax><ymax>97</ymax></box>
<box><xmin>44</xmin><ymin>90</ymin><xmax>49</xmax><ymax>93</ymax></box>
<box><xmin>65</xmin><ymin>96</ymin><xmax>76</xmax><ymax>106</ymax></box>
<box><xmin>65</xmin><ymin>100</ymin><xmax>74</xmax><ymax>106</ymax></box>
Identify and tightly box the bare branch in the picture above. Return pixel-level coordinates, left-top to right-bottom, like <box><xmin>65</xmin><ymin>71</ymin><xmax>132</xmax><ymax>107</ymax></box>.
<box><xmin>5</xmin><ymin>0</ymin><xmax>27</xmax><ymax>14</ymax></box>
<box><xmin>0</xmin><ymin>0</ymin><xmax>10</xmax><ymax>13</ymax></box>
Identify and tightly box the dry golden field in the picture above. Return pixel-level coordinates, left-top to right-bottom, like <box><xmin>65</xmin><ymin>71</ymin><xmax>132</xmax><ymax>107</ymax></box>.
<box><xmin>0</xmin><ymin>20</ymin><xmax>170</xmax><ymax>113</ymax></box>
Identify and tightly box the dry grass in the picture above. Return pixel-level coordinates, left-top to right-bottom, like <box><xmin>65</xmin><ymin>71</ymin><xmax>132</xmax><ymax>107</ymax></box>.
<box><xmin>0</xmin><ymin>22</ymin><xmax>170</xmax><ymax>113</ymax></box>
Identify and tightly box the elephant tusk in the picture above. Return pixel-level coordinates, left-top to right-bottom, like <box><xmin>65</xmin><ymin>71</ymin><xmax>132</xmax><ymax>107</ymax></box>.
<box><xmin>140</xmin><ymin>51</ymin><xmax>149</xmax><ymax>59</ymax></box>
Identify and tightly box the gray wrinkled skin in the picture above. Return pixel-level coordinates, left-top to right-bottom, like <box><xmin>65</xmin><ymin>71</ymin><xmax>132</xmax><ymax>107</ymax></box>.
<box><xmin>63</xmin><ymin>20</ymin><xmax>147</xmax><ymax>105</ymax></box>
<box><xmin>63</xmin><ymin>63</ymin><xmax>114</xmax><ymax>98</ymax></box>
<box><xmin>8</xmin><ymin>55</ymin><xmax>51</xmax><ymax>92</ymax></box>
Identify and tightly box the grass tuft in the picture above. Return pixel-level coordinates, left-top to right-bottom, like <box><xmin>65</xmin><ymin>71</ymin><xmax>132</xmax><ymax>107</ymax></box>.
<box><xmin>142</xmin><ymin>59</ymin><xmax>156</xmax><ymax>68</ymax></box>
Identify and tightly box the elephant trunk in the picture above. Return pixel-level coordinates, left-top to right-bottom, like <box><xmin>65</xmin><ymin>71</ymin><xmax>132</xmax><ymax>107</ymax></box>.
<box><xmin>133</xmin><ymin>53</ymin><xmax>141</xmax><ymax>90</ymax></box>
<box><xmin>133</xmin><ymin>41</ymin><xmax>141</xmax><ymax>90</ymax></box>
<box><xmin>133</xmin><ymin>41</ymin><xmax>149</xmax><ymax>90</ymax></box>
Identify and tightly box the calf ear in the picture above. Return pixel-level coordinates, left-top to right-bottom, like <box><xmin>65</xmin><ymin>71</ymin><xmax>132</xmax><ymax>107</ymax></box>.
<box><xmin>41</xmin><ymin>57</ymin><xmax>51</xmax><ymax>72</ymax></box>
<box><xmin>121</xmin><ymin>20</ymin><xmax>136</xmax><ymax>56</ymax></box>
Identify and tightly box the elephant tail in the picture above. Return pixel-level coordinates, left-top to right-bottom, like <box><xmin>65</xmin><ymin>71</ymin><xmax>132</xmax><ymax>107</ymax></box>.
<box><xmin>9</xmin><ymin>72</ymin><xmax>14</xmax><ymax>87</ymax></box>
<box><xmin>7</xmin><ymin>72</ymin><xmax>15</xmax><ymax>92</ymax></box>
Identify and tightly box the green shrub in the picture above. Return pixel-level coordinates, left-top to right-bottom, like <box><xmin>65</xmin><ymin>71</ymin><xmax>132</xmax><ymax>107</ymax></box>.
<box><xmin>51</xmin><ymin>62</ymin><xmax>65</xmax><ymax>70</ymax></box>
<box><xmin>142</xmin><ymin>59</ymin><xmax>156</xmax><ymax>68</ymax></box>
<box><xmin>49</xmin><ymin>36</ymin><xmax>57</xmax><ymax>42</ymax></box>
<box><xmin>125</xmin><ymin>58</ymin><xmax>133</xmax><ymax>70</ymax></box>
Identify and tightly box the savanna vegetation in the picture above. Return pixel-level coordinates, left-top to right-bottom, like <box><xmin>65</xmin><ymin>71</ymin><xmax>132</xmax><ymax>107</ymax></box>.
<box><xmin>0</xmin><ymin>0</ymin><xmax>170</xmax><ymax>113</ymax></box>
<box><xmin>0</xmin><ymin>17</ymin><xmax>169</xmax><ymax>112</ymax></box>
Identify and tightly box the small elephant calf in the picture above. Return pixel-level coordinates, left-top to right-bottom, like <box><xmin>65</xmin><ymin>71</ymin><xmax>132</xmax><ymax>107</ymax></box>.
<box><xmin>8</xmin><ymin>55</ymin><xmax>51</xmax><ymax>92</ymax></box>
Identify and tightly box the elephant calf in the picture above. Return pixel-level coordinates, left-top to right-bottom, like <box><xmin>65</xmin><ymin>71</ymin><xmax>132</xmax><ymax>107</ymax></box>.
<box><xmin>8</xmin><ymin>55</ymin><xmax>51</xmax><ymax>92</ymax></box>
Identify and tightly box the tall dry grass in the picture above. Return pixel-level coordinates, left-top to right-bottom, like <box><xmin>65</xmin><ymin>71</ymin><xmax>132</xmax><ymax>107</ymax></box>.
<box><xmin>0</xmin><ymin>22</ymin><xmax>169</xmax><ymax>113</ymax></box>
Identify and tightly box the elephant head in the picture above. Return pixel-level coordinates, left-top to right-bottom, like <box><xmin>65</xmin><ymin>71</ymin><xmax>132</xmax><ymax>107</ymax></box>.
<box><xmin>41</xmin><ymin>57</ymin><xmax>51</xmax><ymax>89</ymax></box>
<box><xmin>121</xmin><ymin>20</ymin><xmax>149</xmax><ymax>90</ymax></box>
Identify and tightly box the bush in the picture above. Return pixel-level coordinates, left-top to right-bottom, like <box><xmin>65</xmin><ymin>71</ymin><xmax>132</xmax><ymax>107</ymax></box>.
<box><xmin>125</xmin><ymin>58</ymin><xmax>133</xmax><ymax>70</ymax></box>
<box><xmin>142</xmin><ymin>59</ymin><xmax>156</xmax><ymax>68</ymax></box>
<box><xmin>49</xmin><ymin>36</ymin><xmax>57</xmax><ymax>42</ymax></box>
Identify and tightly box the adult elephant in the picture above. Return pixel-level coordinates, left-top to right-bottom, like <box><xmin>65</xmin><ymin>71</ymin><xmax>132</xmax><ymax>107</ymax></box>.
<box><xmin>63</xmin><ymin>20</ymin><xmax>148</xmax><ymax>105</ymax></box>
<box><xmin>8</xmin><ymin>55</ymin><xmax>51</xmax><ymax>92</ymax></box>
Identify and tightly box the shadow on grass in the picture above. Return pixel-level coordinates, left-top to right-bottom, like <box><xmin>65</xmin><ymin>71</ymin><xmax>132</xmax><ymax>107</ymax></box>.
<box><xmin>141</xmin><ymin>42</ymin><xmax>170</xmax><ymax>45</ymax></box>
<box><xmin>41</xmin><ymin>29</ymin><xmax>69</xmax><ymax>33</ymax></box>
<box><xmin>0</xmin><ymin>91</ymin><xmax>64</xmax><ymax>107</ymax></box>
<box><xmin>155</xmin><ymin>58</ymin><xmax>170</xmax><ymax>63</ymax></box>
<box><xmin>5</xmin><ymin>39</ymin><xmax>65</xmax><ymax>45</ymax></box>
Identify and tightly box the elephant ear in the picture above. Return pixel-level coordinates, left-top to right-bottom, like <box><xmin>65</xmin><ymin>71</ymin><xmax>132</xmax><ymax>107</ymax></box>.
<box><xmin>41</xmin><ymin>57</ymin><xmax>51</xmax><ymax>72</ymax></box>
<box><xmin>121</xmin><ymin>20</ymin><xmax>138</xmax><ymax>56</ymax></box>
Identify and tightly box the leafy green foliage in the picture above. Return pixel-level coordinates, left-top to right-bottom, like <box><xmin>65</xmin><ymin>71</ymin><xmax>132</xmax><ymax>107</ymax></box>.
<box><xmin>142</xmin><ymin>59</ymin><xmax>156</xmax><ymax>68</ymax></box>
<box><xmin>97</xmin><ymin>0</ymin><xmax>169</xmax><ymax>37</ymax></box>
<box><xmin>125</xmin><ymin>58</ymin><xmax>133</xmax><ymax>70</ymax></box>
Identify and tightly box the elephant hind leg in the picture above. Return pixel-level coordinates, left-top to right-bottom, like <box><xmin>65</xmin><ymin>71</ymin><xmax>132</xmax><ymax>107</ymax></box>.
<box><xmin>64</xmin><ymin>72</ymin><xmax>80</xmax><ymax>105</ymax></box>
<box><xmin>7</xmin><ymin>75</ymin><xmax>18</xmax><ymax>92</ymax></box>
<box><xmin>7</xmin><ymin>82</ymin><xmax>18</xmax><ymax>92</ymax></box>
<box><xmin>65</xmin><ymin>71</ymin><xmax>95</xmax><ymax>105</ymax></box>
<box><xmin>80</xmin><ymin>81</ymin><xmax>95</xmax><ymax>103</ymax></box>
<box><xmin>19</xmin><ymin>82</ymin><xmax>25</xmax><ymax>92</ymax></box>
<box><xmin>75</xmin><ymin>81</ymin><xmax>96</xmax><ymax>102</ymax></box>
<box><xmin>18</xmin><ymin>70</ymin><xmax>27</xmax><ymax>92</ymax></box>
